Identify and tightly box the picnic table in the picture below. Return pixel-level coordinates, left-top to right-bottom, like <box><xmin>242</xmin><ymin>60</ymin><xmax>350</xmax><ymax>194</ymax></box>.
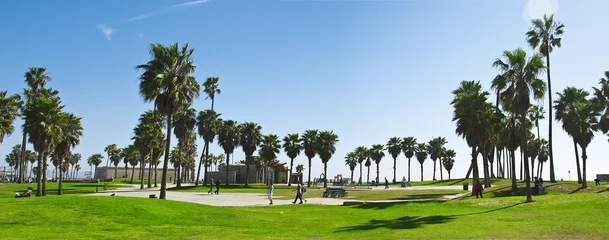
<box><xmin>323</xmin><ymin>187</ymin><xmax>348</xmax><ymax>198</ymax></box>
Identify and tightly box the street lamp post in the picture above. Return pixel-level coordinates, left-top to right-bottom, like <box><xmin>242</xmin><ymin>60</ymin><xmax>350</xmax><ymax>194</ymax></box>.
<box><xmin>568</xmin><ymin>171</ymin><xmax>570</xmax><ymax>181</ymax></box>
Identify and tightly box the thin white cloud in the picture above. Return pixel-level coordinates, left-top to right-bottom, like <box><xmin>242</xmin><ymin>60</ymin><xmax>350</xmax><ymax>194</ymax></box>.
<box><xmin>120</xmin><ymin>12</ymin><xmax>157</xmax><ymax>24</ymax></box>
<box><xmin>99</xmin><ymin>25</ymin><xmax>117</xmax><ymax>40</ymax></box>
<box><xmin>172</xmin><ymin>0</ymin><xmax>210</xmax><ymax>8</ymax></box>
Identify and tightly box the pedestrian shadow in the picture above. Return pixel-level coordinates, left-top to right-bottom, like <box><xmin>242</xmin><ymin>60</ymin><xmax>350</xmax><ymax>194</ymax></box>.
<box><xmin>335</xmin><ymin>215</ymin><xmax>454</xmax><ymax>232</ymax></box>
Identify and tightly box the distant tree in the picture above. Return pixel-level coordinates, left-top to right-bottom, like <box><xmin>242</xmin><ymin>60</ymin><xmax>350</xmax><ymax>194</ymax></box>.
<box><xmin>259</xmin><ymin>134</ymin><xmax>281</xmax><ymax>184</ymax></box>
<box><xmin>354</xmin><ymin>146</ymin><xmax>368</xmax><ymax>185</ymax></box>
<box><xmin>283</xmin><ymin>133</ymin><xmax>302</xmax><ymax>186</ymax></box>
<box><xmin>203</xmin><ymin>77</ymin><xmax>221</xmax><ymax>110</ymax></box>
<box><xmin>0</xmin><ymin>91</ymin><xmax>22</xmax><ymax>146</ymax></box>
<box><xmin>87</xmin><ymin>154</ymin><xmax>104</xmax><ymax>180</ymax></box>
<box><xmin>370</xmin><ymin>144</ymin><xmax>385</xmax><ymax>185</ymax></box>
<box><xmin>301</xmin><ymin>130</ymin><xmax>318</xmax><ymax>187</ymax></box>
<box><xmin>316</xmin><ymin>131</ymin><xmax>339</xmax><ymax>188</ymax></box>
<box><xmin>104</xmin><ymin>144</ymin><xmax>118</xmax><ymax>167</ymax></box>
<box><xmin>239</xmin><ymin>122</ymin><xmax>262</xmax><ymax>186</ymax></box>
<box><xmin>401</xmin><ymin>137</ymin><xmax>417</xmax><ymax>183</ymax></box>
<box><xmin>386</xmin><ymin>137</ymin><xmax>402</xmax><ymax>183</ymax></box>
<box><xmin>441</xmin><ymin>149</ymin><xmax>456</xmax><ymax>180</ymax></box>
<box><xmin>296</xmin><ymin>164</ymin><xmax>304</xmax><ymax>173</ymax></box>
<box><xmin>427</xmin><ymin>137</ymin><xmax>447</xmax><ymax>180</ymax></box>
<box><xmin>415</xmin><ymin>143</ymin><xmax>428</xmax><ymax>181</ymax></box>
<box><xmin>217</xmin><ymin>120</ymin><xmax>240</xmax><ymax>185</ymax></box>
<box><xmin>345</xmin><ymin>151</ymin><xmax>358</xmax><ymax>185</ymax></box>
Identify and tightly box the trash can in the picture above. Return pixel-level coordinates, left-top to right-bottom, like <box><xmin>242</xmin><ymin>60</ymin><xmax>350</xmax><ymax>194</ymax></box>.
<box><xmin>463</xmin><ymin>182</ymin><xmax>468</xmax><ymax>191</ymax></box>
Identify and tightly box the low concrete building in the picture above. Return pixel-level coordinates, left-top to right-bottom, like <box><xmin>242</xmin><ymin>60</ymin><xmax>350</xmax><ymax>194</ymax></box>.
<box><xmin>94</xmin><ymin>166</ymin><xmax>176</xmax><ymax>182</ymax></box>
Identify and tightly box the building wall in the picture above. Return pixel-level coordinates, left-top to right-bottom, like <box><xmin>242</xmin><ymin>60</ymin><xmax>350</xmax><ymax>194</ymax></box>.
<box><xmin>94</xmin><ymin>166</ymin><xmax>176</xmax><ymax>182</ymax></box>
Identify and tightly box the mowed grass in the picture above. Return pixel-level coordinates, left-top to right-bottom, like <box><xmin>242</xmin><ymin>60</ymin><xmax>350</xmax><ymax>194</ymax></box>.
<box><xmin>1</xmin><ymin>192</ymin><xmax>608</xmax><ymax>239</ymax></box>
<box><xmin>0</xmin><ymin>182</ymin><xmax>122</xmax><ymax>199</ymax></box>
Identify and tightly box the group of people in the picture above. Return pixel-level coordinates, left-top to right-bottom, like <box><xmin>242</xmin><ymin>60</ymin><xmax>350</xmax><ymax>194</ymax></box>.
<box><xmin>534</xmin><ymin>177</ymin><xmax>544</xmax><ymax>195</ymax></box>
<box><xmin>15</xmin><ymin>186</ymin><xmax>33</xmax><ymax>198</ymax></box>
<box><xmin>266</xmin><ymin>180</ymin><xmax>307</xmax><ymax>205</ymax></box>
<box><xmin>207</xmin><ymin>178</ymin><xmax>221</xmax><ymax>195</ymax></box>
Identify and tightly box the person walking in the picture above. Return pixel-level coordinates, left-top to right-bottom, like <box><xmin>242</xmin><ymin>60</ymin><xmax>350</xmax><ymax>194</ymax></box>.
<box><xmin>292</xmin><ymin>181</ymin><xmax>304</xmax><ymax>204</ymax></box>
<box><xmin>208</xmin><ymin>178</ymin><xmax>214</xmax><ymax>194</ymax></box>
<box><xmin>267</xmin><ymin>183</ymin><xmax>274</xmax><ymax>205</ymax></box>
<box><xmin>474</xmin><ymin>181</ymin><xmax>484</xmax><ymax>198</ymax></box>
<box><xmin>384</xmin><ymin>177</ymin><xmax>389</xmax><ymax>189</ymax></box>
<box><xmin>214</xmin><ymin>179</ymin><xmax>221</xmax><ymax>195</ymax></box>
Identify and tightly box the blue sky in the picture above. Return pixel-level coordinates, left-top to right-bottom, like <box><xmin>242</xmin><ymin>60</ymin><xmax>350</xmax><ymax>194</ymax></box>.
<box><xmin>1</xmin><ymin>0</ymin><xmax>608</xmax><ymax>181</ymax></box>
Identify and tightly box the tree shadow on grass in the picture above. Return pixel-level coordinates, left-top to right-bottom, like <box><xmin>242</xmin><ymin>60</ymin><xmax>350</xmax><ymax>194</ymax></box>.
<box><xmin>335</xmin><ymin>215</ymin><xmax>455</xmax><ymax>232</ymax></box>
<box><xmin>349</xmin><ymin>200</ymin><xmax>445</xmax><ymax>210</ymax></box>
<box><xmin>596</xmin><ymin>188</ymin><xmax>609</xmax><ymax>193</ymax></box>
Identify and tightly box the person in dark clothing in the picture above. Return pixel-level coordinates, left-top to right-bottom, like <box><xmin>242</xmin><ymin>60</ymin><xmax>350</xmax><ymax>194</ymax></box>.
<box><xmin>208</xmin><ymin>178</ymin><xmax>214</xmax><ymax>194</ymax></box>
<box><xmin>292</xmin><ymin>181</ymin><xmax>304</xmax><ymax>204</ymax></box>
<box><xmin>384</xmin><ymin>177</ymin><xmax>389</xmax><ymax>189</ymax></box>
<box><xmin>214</xmin><ymin>179</ymin><xmax>221</xmax><ymax>195</ymax></box>
<box><xmin>474</xmin><ymin>181</ymin><xmax>484</xmax><ymax>198</ymax></box>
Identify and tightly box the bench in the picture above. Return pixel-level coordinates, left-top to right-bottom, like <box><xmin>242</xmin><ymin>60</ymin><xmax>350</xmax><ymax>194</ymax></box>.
<box><xmin>323</xmin><ymin>187</ymin><xmax>348</xmax><ymax>198</ymax></box>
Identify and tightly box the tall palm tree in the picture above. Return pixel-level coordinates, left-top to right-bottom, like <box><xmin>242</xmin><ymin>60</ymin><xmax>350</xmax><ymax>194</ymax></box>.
<box><xmin>494</xmin><ymin>48</ymin><xmax>546</xmax><ymax>202</ymax></box>
<box><xmin>217</xmin><ymin>120</ymin><xmax>240</xmax><ymax>185</ymax></box>
<box><xmin>386</xmin><ymin>137</ymin><xmax>402</xmax><ymax>183</ymax></box>
<box><xmin>567</xmin><ymin>101</ymin><xmax>598</xmax><ymax>188</ymax></box>
<box><xmin>172</xmin><ymin>107</ymin><xmax>197</xmax><ymax>188</ymax></box>
<box><xmin>282</xmin><ymin>133</ymin><xmax>302</xmax><ymax>186</ymax></box>
<box><xmin>19</xmin><ymin>67</ymin><xmax>52</xmax><ymax>183</ymax></box>
<box><xmin>301</xmin><ymin>130</ymin><xmax>318</xmax><ymax>187</ymax></box>
<box><xmin>104</xmin><ymin>144</ymin><xmax>118</xmax><ymax>167</ymax></box>
<box><xmin>441</xmin><ymin>149</ymin><xmax>456</xmax><ymax>180</ymax></box>
<box><xmin>259</xmin><ymin>134</ymin><xmax>281</xmax><ymax>184</ymax></box>
<box><xmin>316</xmin><ymin>131</ymin><xmax>339</xmax><ymax>188</ymax></box>
<box><xmin>0</xmin><ymin>91</ymin><xmax>22</xmax><ymax>145</ymax></box>
<box><xmin>196</xmin><ymin>109</ymin><xmax>222</xmax><ymax>185</ymax></box>
<box><xmin>87</xmin><ymin>154</ymin><xmax>104</xmax><ymax>180</ymax></box>
<box><xmin>401</xmin><ymin>137</ymin><xmax>417</xmax><ymax>183</ymax></box>
<box><xmin>203</xmin><ymin>77</ymin><xmax>221</xmax><ymax>110</ymax></box>
<box><xmin>427</xmin><ymin>137</ymin><xmax>447</xmax><ymax>181</ymax></box>
<box><xmin>592</xmin><ymin>71</ymin><xmax>609</xmax><ymax>142</ymax></box>
<box><xmin>239</xmin><ymin>122</ymin><xmax>262</xmax><ymax>186</ymax></box>
<box><xmin>111</xmin><ymin>148</ymin><xmax>123</xmax><ymax>179</ymax></box>
<box><xmin>136</xmin><ymin>42</ymin><xmax>201</xmax><ymax>199</ymax></box>
<box><xmin>526</xmin><ymin>14</ymin><xmax>565</xmax><ymax>182</ymax></box>
<box><xmin>528</xmin><ymin>105</ymin><xmax>546</xmax><ymax>140</ymax></box>
<box><xmin>54</xmin><ymin>112</ymin><xmax>83</xmax><ymax>195</ymax></box>
<box><xmin>554</xmin><ymin>87</ymin><xmax>588</xmax><ymax>183</ymax></box>
<box><xmin>354</xmin><ymin>146</ymin><xmax>368</xmax><ymax>185</ymax></box>
<box><xmin>23</xmin><ymin>95</ymin><xmax>63</xmax><ymax>196</ymax></box>
<box><xmin>415</xmin><ymin>143</ymin><xmax>428</xmax><ymax>182</ymax></box>
<box><xmin>345</xmin><ymin>151</ymin><xmax>358</xmax><ymax>185</ymax></box>
<box><xmin>369</xmin><ymin>144</ymin><xmax>385</xmax><ymax>185</ymax></box>
<box><xmin>365</xmin><ymin>152</ymin><xmax>372</xmax><ymax>184</ymax></box>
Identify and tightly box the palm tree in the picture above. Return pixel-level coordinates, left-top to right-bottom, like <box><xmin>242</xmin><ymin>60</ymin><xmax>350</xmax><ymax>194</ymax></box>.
<box><xmin>528</xmin><ymin>105</ymin><xmax>546</xmax><ymax>140</ymax></box>
<box><xmin>127</xmin><ymin>149</ymin><xmax>140</xmax><ymax>184</ymax></box>
<box><xmin>203</xmin><ymin>77</ymin><xmax>221</xmax><ymax>110</ymax></box>
<box><xmin>282</xmin><ymin>133</ymin><xmax>302</xmax><ymax>186</ymax></box>
<box><xmin>238</xmin><ymin>122</ymin><xmax>262</xmax><ymax>186</ymax></box>
<box><xmin>364</xmin><ymin>153</ymin><xmax>372</xmax><ymax>184</ymax></box>
<box><xmin>26</xmin><ymin>150</ymin><xmax>36</xmax><ymax>179</ymax></box>
<box><xmin>111</xmin><ymin>148</ymin><xmax>123</xmax><ymax>179</ymax></box>
<box><xmin>527</xmin><ymin>138</ymin><xmax>541</xmax><ymax>179</ymax></box>
<box><xmin>494</xmin><ymin>48</ymin><xmax>546</xmax><ymax>202</ymax></box>
<box><xmin>554</xmin><ymin>87</ymin><xmax>588</xmax><ymax>183</ymax></box>
<box><xmin>19</xmin><ymin>67</ymin><xmax>52</xmax><ymax>183</ymax></box>
<box><xmin>427</xmin><ymin>137</ymin><xmax>447</xmax><ymax>181</ymax></box>
<box><xmin>54</xmin><ymin>112</ymin><xmax>83</xmax><ymax>195</ymax></box>
<box><xmin>537</xmin><ymin>139</ymin><xmax>549</xmax><ymax>177</ymax></box>
<box><xmin>4</xmin><ymin>145</ymin><xmax>20</xmax><ymax>181</ymax></box>
<box><xmin>415</xmin><ymin>143</ymin><xmax>428</xmax><ymax>181</ymax></box>
<box><xmin>0</xmin><ymin>91</ymin><xmax>22</xmax><ymax>145</ymax></box>
<box><xmin>23</xmin><ymin>95</ymin><xmax>63</xmax><ymax>196</ymax></box>
<box><xmin>87</xmin><ymin>154</ymin><xmax>104</xmax><ymax>180</ymax></box>
<box><xmin>301</xmin><ymin>130</ymin><xmax>318</xmax><ymax>187</ymax></box>
<box><xmin>354</xmin><ymin>146</ymin><xmax>368</xmax><ymax>185</ymax></box>
<box><xmin>74</xmin><ymin>164</ymin><xmax>81</xmax><ymax>178</ymax></box>
<box><xmin>296</xmin><ymin>164</ymin><xmax>304</xmax><ymax>173</ymax></box>
<box><xmin>369</xmin><ymin>144</ymin><xmax>385</xmax><ymax>185</ymax></box>
<box><xmin>568</xmin><ymin>101</ymin><xmax>598</xmax><ymax>188</ymax></box>
<box><xmin>68</xmin><ymin>153</ymin><xmax>81</xmax><ymax>179</ymax></box>
<box><xmin>400</xmin><ymin>137</ymin><xmax>417</xmax><ymax>183</ymax></box>
<box><xmin>441</xmin><ymin>149</ymin><xmax>456</xmax><ymax>179</ymax></box>
<box><xmin>217</xmin><ymin>120</ymin><xmax>240</xmax><ymax>185</ymax></box>
<box><xmin>316</xmin><ymin>131</ymin><xmax>339</xmax><ymax>188</ymax></box>
<box><xmin>345</xmin><ymin>151</ymin><xmax>358</xmax><ymax>185</ymax></box>
<box><xmin>386</xmin><ymin>137</ymin><xmax>402</xmax><ymax>183</ymax></box>
<box><xmin>259</xmin><ymin>134</ymin><xmax>281</xmax><ymax>184</ymax></box>
<box><xmin>526</xmin><ymin>14</ymin><xmax>565</xmax><ymax>182</ymax></box>
<box><xmin>196</xmin><ymin>109</ymin><xmax>222</xmax><ymax>185</ymax></box>
<box><xmin>592</xmin><ymin>71</ymin><xmax>609</xmax><ymax>142</ymax></box>
<box><xmin>172</xmin><ymin>107</ymin><xmax>197</xmax><ymax>188</ymax></box>
<box><xmin>104</xmin><ymin>144</ymin><xmax>117</xmax><ymax>167</ymax></box>
<box><xmin>136</xmin><ymin>42</ymin><xmax>201</xmax><ymax>199</ymax></box>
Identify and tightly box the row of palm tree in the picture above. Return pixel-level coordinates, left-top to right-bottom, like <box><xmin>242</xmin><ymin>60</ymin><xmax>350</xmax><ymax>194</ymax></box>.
<box><xmin>343</xmin><ymin>137</ymin><xmax>457</xmax><ymax>185</ymax></box>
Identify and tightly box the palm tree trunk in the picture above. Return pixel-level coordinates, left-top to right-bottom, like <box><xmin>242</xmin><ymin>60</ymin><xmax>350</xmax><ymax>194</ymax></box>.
<box><xmin>94</xmin><ymin>165</ymin><xmax>98</xmax><ymax>180</ymax></box>
<box><xmin>482</xmin><ymin>143</ymin><xmax>491</xmax><ymax>188</ymax></box>
<box><xmin>140</xmin><ymin>157</ymin><xmax>145</xmax><ymax>189</ymax></box>
<box><xmin>546</xmin><ymin>53</ymin><xmax>556</xmax><ymax>183</ymax></box>
<box><xmin>225</xmin><ymin>153</ymin><xmax>230</xmax><ymax>186</ymax></box>
<box><xmin>246</xmin><ymin>154</ymin><xmax>252</xmax><ymax>187</ymax></box>
<box><xmin>350</xmin><ymin>169</ymin><xmax>354</xmax><ymax>185</ymax></box>
<box><xmin>177</xmin><ymin>144</ymin><xmax>182</xmax><ymax>188</ymax></box>
<box><xmin>307</xmin><ymin>157</ymin><xmax>312</xmax><ymax>187</ymax></box>
<box><xmin>367</xmin><ymin>166</ymin><xmax>370</xmax><ymax>184</ymax></box>
<box><xmin>520</xmin><ymin>150</ymin><xmax>523</xmax><ymax>180</ymax></box>
<box><xmin>324</xmin><ymin>162</ymin><xmax>328</xmax><ymax>188</ymax></box>
<box><xmin>439</xmin><ymin>159</ymin><xmax>444</xmax><ymax>180</ymax></box>
<box><xmin>540</xmin><ymin>161</ymin><xmax>544</xmax><ymax>178</ymax></box>
<box><xmin>42</xmin><ymin>152</ymin><xmax>48</xmax><ymax>196</ymax></box>
<box><xmin>537</xmin><ymin>161</ymin><xmax>542</xmax><ymax>178</ymax></box>
<box><xmin>35</xmin><ymin>144</ymin><xmax>44</xmax><ymax>196</ymax></box>
<box><xmin>573</xmin><ymin>140</ymin><xmax>582</xmax><ymax>184</ymax></box>
<box><xmin>287</xmin><ymin>157</ymin><xmax>294</xmax><ymax>187</ymax></box>
<box><xmin>204</xmin><ymin>143</ymin><xmax>210</xmax><ymax>184</ymax></box>
<box><xmin>19</xmin><ymin>129</ymin><xmax>27</xmax><ymax>183</ymax></box>
<box><xmin>420</xmin><ymin>163</ymin><xmax>424</xmax><ymax>182</ymax></box>
<box><xmin>376</xmin><ymin>162</ymin><xmax>380</xmax><ymax>185</ymax></box>
<box><xmin>148</xmin><ymin>156</ymin><xmax>152</xmax><ymax>188</ymax></box>
<box><xmin>58</xmin><ymin>158</ymin><xmax>64</xmax><ymax>195</ymax></box>
<box><xmin>160</xmin><ymin>113</ymin><xmax>173</xmax><ymax>200</ymax></box>
<box><xmin>581</xmin><ymin>147</ymin><xmax>588</xmax><ymax>188</ymax></box>
<box><xmin>130</xmin><ymin>166</ymin><xmax>135</xmax><ymax>184</ymax></box>
<box><xmin>407</xmin><ymin>157</ymin><xmax>412</xmax><ymax>183</ymax></box>
<box><xmin>531</xmin><ymin>157</ymin><xmax>535</xmax><ymax>180</ymax></box>
<box><xmin>196</xmin><ymin>142</ymin><xmax>207</xmax><ymax>187</ymax></box>
<box><xmin>114</xmin><ymin>165</ymin><xmax>118</xmax><ymax>179</ymax></box>
<box><xmin>125</xmin><ymin>164</ymin><xmax>128</xmax><ymax>179</ymax></box>
<box><xmin>471</xmin><ymin>146</ymin><xmax>479</xmax><ymax>196</ymax></box>
<box><xmin>392</xmin><ymin>157</ymin><xmax>396</xmax><ymax>184</ymax></box>
<box><xmin>358</xmin><ymin>163</ymin><xmax>362</xmax><ymax>185</ymax></box>
<box><xmin>448</xmin><ymin>171</ymin><xmax>451</xmax><ymax>180</ymax></box>
<box><xmin>154</xmin><ymin>163</ymin><xmax>158</xmax><ymax>187</ymax></box>
<box><xmin>432</xmin><ymin>160</ymin><xmax>437</xmax><ymax>180</ymax></box>
<box><xmin>521</xmin><ymin>114</ymin><xmax>532</xmax><ymax>202</ymax></box>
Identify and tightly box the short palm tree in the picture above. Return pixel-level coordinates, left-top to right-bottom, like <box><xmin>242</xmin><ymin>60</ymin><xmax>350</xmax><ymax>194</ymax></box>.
<box><xmin>528</xmin><ymin>104</ymin><xmax>546</xmax><ymax>139</ymax></box>
<box><xmin>354</xmin><ymin>146</ymin><xmax>368</xmax><ymax>185</ymax></box>
<box><xmin>0</xmin><ymin>91</ymin><xmax>22</xmax><ymax>145</ymax></box>
<box><xmin>136</xmin><ymin>42</ymin><xmax>201</xmax><ymax>199</ymax></box>
<box><xmin>441</xmin><ymin>149</ymin><xmax>456</xmax><ymax>179</ymax></box>
<box><xmin>554</xmin><ymin>87</ymin><xmax>589</xmax><ymax>183</ymax></box>
<box><xmin>239</xmin><ymin>122</ymin><xmax>262</xmax><ymax>186</ymax></box>
<box><xmin>364</xmin><ymin>152</ymin><xmax>372</xmax><ymax>184</ymax></box>
<box><xmin>401</xmin><ymin>137</ymin><xmax>417</xmax><ymax>183</ymax></box>
<box><xmin>415</xmin><ymin>143</ymin><xmax>428</xmax><ymax>181</ymax></box>
<box><xmin>301</xmin><ymin>130</ymin><xmax>318</xmax><ymax>187</ymax></box>
<box><xmin>217</xmin><ymin>120</ymin><xmax>240</xmax><ymax>185</ymax></box>
<box><xmin>386</xmin><ymin>137</ymin><xmax>402</xmax><ymax>183</ymax></box>
<box><xmin>282</xmin><ymin>133</ymin><xmax>302</xmax><ymax>186</ymax></box>
<box><xmin>87</xmin><ymin>154</ymin><xmax>104</xmax><ymax>180</ymax></box>
<box><xmin>259</xmin><ymin>134</ymin><xmax>281</xmax><ymax>184</ymax></box>
<box><xmin>203</xmin><ymin>77</ymin><xmax>221</xmax><ymax>110</ymax></box>
<box><xmin>104</xmin><ymin>144</ymin><xmax>118</xmax><ymax>167</ymax></box>
<box><xmin>296</xmin><ymin>164</ymin><xmax>304</xmax><ymax>173</ymax></box>
<box><xmin>427</xmin><ymin>137</ymin><xmax>447</xmax><ymax>180</ymax></box>
<box><xmin>527</xmin><ymin>138</ymin><xmax>541</xmax><ymax>179</ymax></box>
<box><xmin>526</xmin><ymin>14</ymin><xmax>565</xmax><ymax>182</ymax></box>
<box><xmin>54</xmin><ymin>112</ymin><xmax>83</xmax><ymax>195</ymax></box>
<box><xmin>344</xmin><ymin>151</ymin><xmax>358</xmax><ymax>185</ymax></box>
<box><xmin>537</xmin><ymin>139</ymin><xmax>549</xmax><ymax>177</ymax></box>
<box><xmin>111</xmin><ymin>148</ymin><xmax>123</xmax><ymax>179</ymax></box>
<box><xmin>196</xmin><ymin>109</ymin><xmax>222</xmax><ymax>185</ymax></box>
<box><xmin>493</xmin><ymin>48</ymin><xmax>546</xmax><ymax>202</ymax></box>
<box><xmin>370</xmin><ymin>144</ymin><xmax>385</xmax><ymax>185</ymax></box>
<box><xmin>316</xmin><ymin>131</ymin><xmax>339</xmax><ymax>188</ymax></box>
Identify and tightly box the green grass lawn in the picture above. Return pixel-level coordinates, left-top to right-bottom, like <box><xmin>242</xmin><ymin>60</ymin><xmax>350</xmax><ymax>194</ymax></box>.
<box><xmin>0</xmin><ymin>182</ymin><xmax>122</xmax><ymax>199</ymax></box>
<box><xmin>1</xmin><ymin>191</ymin><xmax>608</xmax><ymax>239</ymax></box>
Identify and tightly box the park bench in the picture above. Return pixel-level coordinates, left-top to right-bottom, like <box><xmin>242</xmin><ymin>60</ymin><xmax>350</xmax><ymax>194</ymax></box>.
<box><xmin>323</xmin><ymin>187</ymin><xmax>348</xmax><ymax>198</ymax></box>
